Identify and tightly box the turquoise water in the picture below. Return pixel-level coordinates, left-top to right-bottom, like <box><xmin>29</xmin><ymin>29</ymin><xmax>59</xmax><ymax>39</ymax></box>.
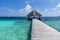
<box><xmin>1</xmin><ymin>17</ymin><xmax>60</xmax><ymax>40</ymax></box>
<box><xmin>41</xmin><ymin>17</ymin><xmax>60</xmax><ymax>32</ymax></box>
<box><xmin>0</xmin><ymin>19</ymin><xmax>31</xmax><ymax>40</ymax></box>
<box><xmin>43</xmin><ymin>21</ymin><xmax>60</xmax><ymax>31</ymax></box>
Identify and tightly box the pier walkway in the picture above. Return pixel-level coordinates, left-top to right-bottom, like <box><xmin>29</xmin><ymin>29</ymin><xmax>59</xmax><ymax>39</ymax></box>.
<box><xmin>31</xmin><ymin>19</ymin><xmax>60</xmax><ymax>40</ymax></box>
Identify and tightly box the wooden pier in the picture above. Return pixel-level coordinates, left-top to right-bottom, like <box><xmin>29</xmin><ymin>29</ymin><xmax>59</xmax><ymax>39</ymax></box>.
<box><xmin>31</xmin><ymin>19</ymin><xmax>60</xmax><ymax>40</ymax></box>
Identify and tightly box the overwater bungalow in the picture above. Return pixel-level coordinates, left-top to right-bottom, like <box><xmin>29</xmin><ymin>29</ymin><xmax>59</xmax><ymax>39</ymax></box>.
<box><xmin>27</xmin><ymin>10</ymin><xmax>42</xmax><ymax>20</ymax></box>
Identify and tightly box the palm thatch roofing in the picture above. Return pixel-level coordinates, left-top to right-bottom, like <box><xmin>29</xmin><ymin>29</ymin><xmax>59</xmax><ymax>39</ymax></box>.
<box><xmin>27</xmin><ymin>10</ymin><xmax>42</xmax><ymax>17</ymax></box>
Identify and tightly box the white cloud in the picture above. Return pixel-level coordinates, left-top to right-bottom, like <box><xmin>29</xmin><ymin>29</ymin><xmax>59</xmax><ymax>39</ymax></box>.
<box><xmin>43</xmin><ymin>9</ymin><xmax>48</xmax><ymax>12</ymax></box>
<box><xmin>56</xmin><ymin>3</ymin><xmax>60</xmax><ymax>7</ymax></box>
<box><xmin>52</xmin><ymin>3</ymin><xmax>60</xmax><ymax>10</ymax></box>
<box><xmin>41</xmin><ymin>3</ymin><xmax>60</xmax><ymax>17</ymax></box>
<box><xmin>1</xmin><ymin>7</ymin><xmax>15</xmax><ymax>12</ymax></box>
<box><xmin>1</xmin><ymin>7</ymin><xmax>6</xmax><ymax>9</ymax></box>
<box><xmin>0</xmin><ymin>4</ymin><xmax>32</xmax><ymax>16</ymax></box>
<box><xmin>42</xmin><ymin>8</ymin><xmax>60</xmax><ymax>17</ymax></box>
<box><xmin>25</xmin><ymin>4</ymin><xmax>32</xmax><ymax>12</ymax></box>
<box><xmin>52</xmin><ymin>8</ymin><xmax>57</xmax><ymax>10</ymax></box>
<box><xmin>37</xmin><ymin>10</ymin><xmax>40</xmax><ymax>12</ymax></box>
<box><xmin>18</xmin><ymin>4</ymin><xmax>32</xmax><ymax>13</ymax></box>
<box><xmin>19</xmin><ymin>9</ymin><xmax>24</xmax><ymax>13</ymax></box>
<box><xmin>18</xmin><ymin>4</ymin><xmax>32</xmax><ymax>16</ymax></box>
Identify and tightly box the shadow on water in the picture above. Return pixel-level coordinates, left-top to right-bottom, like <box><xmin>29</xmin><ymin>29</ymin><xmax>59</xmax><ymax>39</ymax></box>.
<box><xmin>27</xmin><ymin>20</ymin><xmax>32</xmax><ymax>40</ymax></box>
<box><xmin>13</xmin><ymin>19</ymin><xmax>32</xmax><ymax>40</ymax></box>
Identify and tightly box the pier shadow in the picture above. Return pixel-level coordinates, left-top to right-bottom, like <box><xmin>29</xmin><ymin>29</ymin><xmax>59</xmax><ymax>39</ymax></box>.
<box><xmin>27</xmin><ymin>20</ymin><xmax>32</xmax><ymax>40</ymax></box>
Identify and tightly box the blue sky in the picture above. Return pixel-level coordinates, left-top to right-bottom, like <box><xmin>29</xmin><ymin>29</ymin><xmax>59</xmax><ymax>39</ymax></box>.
<box><xmin>0</xmin><ymin>0</ymin><xmax>60</xmax><ymax>17</ymax></box>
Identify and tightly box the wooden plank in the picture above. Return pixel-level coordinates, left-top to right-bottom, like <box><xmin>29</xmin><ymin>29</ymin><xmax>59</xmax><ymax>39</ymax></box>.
<box><xmin>31</xmin><ymin>19</ymin><xmax>60</xmax><ymax>40</ymax></box>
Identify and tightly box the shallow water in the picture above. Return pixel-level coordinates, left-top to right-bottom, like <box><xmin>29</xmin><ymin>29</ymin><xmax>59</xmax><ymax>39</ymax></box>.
<box><xmin>41</xmin><ymin>17</ymin><xmax>60</xmax><ymax>32</ymax></box>
<box><xmin>0</xmin><ymin>19</ymin><xmax>31</xmax><ymax>40</ymax></box>
<box><xmin>43</xmin><ymin>21</ymin><xmax>60</xmax><ymax>31</ymax></box>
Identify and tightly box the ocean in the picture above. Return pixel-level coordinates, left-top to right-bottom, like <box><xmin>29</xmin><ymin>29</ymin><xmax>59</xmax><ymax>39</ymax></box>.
<box><xmin>0</xmin><ymin>17</ymin><xmax>31</xmax><ymax>40</ymax></box>
<box><xmin>0</xmin><ymin>17</ymin><xmax>60</xmax><ymax>40</ymax></box>
<box><xmin>41</xmin><ymin>17</ymin><xmax>60</xmax><ymax>32</ymax></box>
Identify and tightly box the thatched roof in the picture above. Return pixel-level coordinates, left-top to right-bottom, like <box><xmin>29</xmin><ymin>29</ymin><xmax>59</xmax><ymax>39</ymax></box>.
<box><xmin>27</xmin><ymin>10</ymin><xmax>42</xmax><ymax>17</ymax></box>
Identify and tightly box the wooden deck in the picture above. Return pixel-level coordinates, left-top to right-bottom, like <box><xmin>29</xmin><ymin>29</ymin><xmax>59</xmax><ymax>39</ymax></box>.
<box><xmin>31</xmin><ymin>19</ymin><xmax>60</xmax><ymax>40</ymax></box>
